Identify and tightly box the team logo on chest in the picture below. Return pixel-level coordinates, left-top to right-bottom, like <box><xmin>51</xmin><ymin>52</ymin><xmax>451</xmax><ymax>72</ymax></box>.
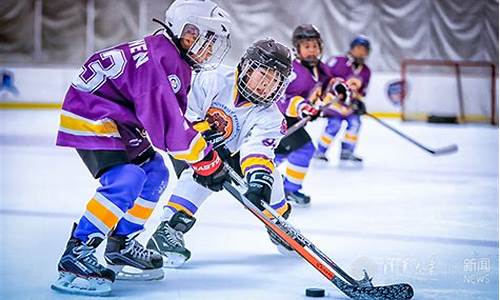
<box><xmin>207</xmin><ymin>107</ymin><xmax>234</xmax><ymax>139</ymax></box>
<box><xmin>168</xmin><ymin>74</ymin><xmax>181</xmax><ymax>93</ymax></box>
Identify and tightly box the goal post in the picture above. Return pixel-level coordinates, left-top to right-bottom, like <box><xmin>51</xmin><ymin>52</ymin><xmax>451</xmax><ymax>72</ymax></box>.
<box><xmin>401</xmin><ymin>59</ymin><xmax>497</xmax><ymax>125</ymax></box>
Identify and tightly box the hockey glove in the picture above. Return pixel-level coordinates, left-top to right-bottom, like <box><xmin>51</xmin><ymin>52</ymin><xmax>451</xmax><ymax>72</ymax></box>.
<box><xmin>192</xmin><ymin>150</ymin><xmax>230</xmax><ymax>192</ymax></box>
<box><xmin>244</xmin><ymin>170</ymin><xmax>274</xmax><ymax>210</ymax></box>
<box><xmin>202</xmin><ymin>128</ymin><xmax>225</xmax><ymax>149</ymax></box>
<box><xmin>327</xmin><ymin>79</ymin><xmax>352</xmax><ymax>106</ymax></box>
<box><xmin>351</xmin><ymin>100</ymin><xmax>367</xmax><ymax>115</ymax></box>
<box><xmin>299</xmin><ymin>103</ymin><xmax>320</xmax><ymax>121</ymax></box>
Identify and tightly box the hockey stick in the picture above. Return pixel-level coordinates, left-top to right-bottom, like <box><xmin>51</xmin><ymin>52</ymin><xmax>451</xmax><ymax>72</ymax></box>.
<box><xmin>222</xmin><ymin>163</ymin><xmax>414</xmax><ymax>300</ymax></box>
<box><xmin>366</xmin><ymin>112</ymin><xmax>458</xmax><ymax>156</ymax></box>
<box><xmin>283</xmin><ymin>104</ymin><xmax>330</xmax><ymax>138</ymax></box>
<box><xmin>283</xmin><ymin>115</ymin><xmax>313</xmax><ymax>138</ymax></box>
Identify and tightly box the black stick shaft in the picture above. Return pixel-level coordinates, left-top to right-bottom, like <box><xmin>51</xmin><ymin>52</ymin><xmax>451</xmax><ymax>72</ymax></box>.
<box><xmin>366</xmin><ymin>113</ymin><xmax>457</xmax><ymax>155</ymax></box>
<box><xmin>283</xmin><ymin>116</ymin><xmax>311</xmax><ymax>138</ymax></box>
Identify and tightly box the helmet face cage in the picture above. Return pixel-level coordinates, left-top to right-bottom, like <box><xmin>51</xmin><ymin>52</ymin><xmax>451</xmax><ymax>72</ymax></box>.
<box><xmin>238</xmin><ymin>59</ymin><xmax>289</xmax><ymax>106</ymax></box>
<box><xmin>181</xmin><ymin>23</ymin><xmax>231</xmax><ymax>71</ymax></box>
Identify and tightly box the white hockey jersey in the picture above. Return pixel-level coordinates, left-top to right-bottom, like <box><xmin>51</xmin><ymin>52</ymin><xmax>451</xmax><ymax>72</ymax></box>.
<box><xmin>186</xmin><ymin>65</ymin><xmax>287</xmax><ymax>176</ymax></box>
<box><xmin>161</xmin><ymin>65</ymin><xmax>289</xmax><ymax>221</ymax></box>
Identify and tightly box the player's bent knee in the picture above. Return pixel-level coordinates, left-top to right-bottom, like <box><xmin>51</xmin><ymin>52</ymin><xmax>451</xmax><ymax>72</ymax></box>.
<box><xmin>326</xmin><ymin>118</ymin><xmax>342</xmax><ymax>133</ymax></box>
<box><xmin>302</xmin><ymin>141</ymin><xmax>316</xmax><ymax>157</ymax></box>
<box><xmin>141</xmin><ymin>153</ymin><xmax>169</xmax><ymax>201</ymax></box>
<box><xmin>98</xmin><ymin>164</ymin><xmax>148</xmax><ymax>207</ymax></box>
<box><xmin>144</xmin><ymin>153</ymin><xmax>169</xmax><ymax>182</ymax></box>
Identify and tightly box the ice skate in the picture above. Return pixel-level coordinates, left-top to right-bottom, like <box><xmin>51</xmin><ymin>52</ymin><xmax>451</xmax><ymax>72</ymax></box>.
<box><xmin>104</xmin><ymin>233</ymin><xmax>164</xmax><ymax>281</ymax></box>
<box><xmin>286</xmin><ymin>190</ymin><xmax>311</xmax><ymax>207</ymax></box>
<box><xmin>267</xmin><ymin>204</ymin><xmax>296</xmax><ymax>256</ymax></box>
<box><xmin>313</xmin><ymin>151</ymin><xmax>329</xmax><ymax>162</ymax></box>
<box><xmin>339</xmin><ymin>149</ymin><xmax>363</xmax><ymax>168</ymax></box>
<box><xmin>147</xmin><ymin>210</ymin><xmax>196</xmax><ymax>268</ymax></box>
<box><xmin>51</xmin><ymin>224</ymin><xmax>115</xmax><ymax>296</ymax></box>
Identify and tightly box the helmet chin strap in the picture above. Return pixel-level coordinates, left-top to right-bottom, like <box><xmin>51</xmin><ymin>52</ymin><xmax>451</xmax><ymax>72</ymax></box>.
<box><xmin>152</xmin><ymin>18</ymin><xmax>199</xmax><ymax>70</ymax></box>
<box><xmin>296</xmin><ymin>53</ymin><xmax>319</xmax><ymax>72</ymax></box>
<box><xmin>347</xmin><ymin>52</ymin><xmax>365</xmax><ymax>67</ymax></box>
<box><xmin>300</xmin><ymin>57</ymin><xmax>319</xmax><ymax>68</ymax></box>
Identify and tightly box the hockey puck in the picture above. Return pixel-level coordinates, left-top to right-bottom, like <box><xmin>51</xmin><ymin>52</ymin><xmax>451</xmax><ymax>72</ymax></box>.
<box><xmin>305</xmin><ymin>288</ymin><xmax>325</xmax><ymax>297</ymax></box>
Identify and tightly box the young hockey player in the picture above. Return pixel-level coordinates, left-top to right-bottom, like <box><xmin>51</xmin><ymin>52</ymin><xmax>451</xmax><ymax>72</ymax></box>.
<box><xmin>314</xmin><ymin>35</ymin><xmax>371</xmax><ymax>164</ymax></box>
<box><xmin>146</xmin><ymin>38</ymin><xmax>294</xmax><ymax>267</ymax></box>
<box><xmin>274</xmin><ymin>24</ymin><xmax>331</xmax><ymax>206</ymax></box>
<box><xmin>51</xmin><ymin>0</ymin><xmax>231</xmax><ymax>296</ymax></box>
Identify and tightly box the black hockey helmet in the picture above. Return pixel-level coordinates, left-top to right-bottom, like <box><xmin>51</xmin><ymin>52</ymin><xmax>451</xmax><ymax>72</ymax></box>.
<box><xmin>292</xmin><ymin>24</ymin><xmax>323</xmax><ymax>66</ymax></box>
<box><xmin>292</xmin><ymin>24</ymin><xmax>323</xmax><ymax>49</ymax></box>
<box><xmin>237</xmin><ymin>38</ymin><xmax>292</xmax><ymax>106</ymax></box>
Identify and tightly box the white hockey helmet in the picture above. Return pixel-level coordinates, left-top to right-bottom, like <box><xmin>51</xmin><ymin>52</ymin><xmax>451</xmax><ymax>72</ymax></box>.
<box><xmin>164</xmin><ymin>0</ymin><xmax>231</xmax><ymax>71</ymax></box>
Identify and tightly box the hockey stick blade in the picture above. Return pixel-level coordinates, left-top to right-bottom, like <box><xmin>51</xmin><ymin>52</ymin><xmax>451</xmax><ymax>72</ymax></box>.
<box><xmin>429</xmin><ymin>144</ymin><xmax>458</xmax><ymax>155</ymax></box>
<box><xmin>332</xmin><ymin>276</ymin><xmax>414</xmax><ymax>300</ymax></box>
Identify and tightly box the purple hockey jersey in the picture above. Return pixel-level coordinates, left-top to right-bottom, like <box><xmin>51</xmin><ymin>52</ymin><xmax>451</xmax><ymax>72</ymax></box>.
<box><xmin>325</xmin><ymin>55</ymin><xmax>371</xmax><ymax>98</ymax></box>
<box><xmin>56</xmin><ymin>34</ymin><xmax>211</xmax><ymax>163</ymax></box>
<box><xmin>277</xmin><ymin>59</ymin><xmax>331</xmax><ymax>118</ymax></box>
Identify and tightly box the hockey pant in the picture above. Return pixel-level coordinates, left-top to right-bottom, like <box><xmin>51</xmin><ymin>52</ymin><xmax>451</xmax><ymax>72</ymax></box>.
<box><xmin>73</xmin><ymin>153</ymin><xmax>169</xmax><ymax>241</ymax></box>
<box><xmin>275</xmin><ymin>141</ymin><xmax>315</xmax><ymax>193</ymax></box>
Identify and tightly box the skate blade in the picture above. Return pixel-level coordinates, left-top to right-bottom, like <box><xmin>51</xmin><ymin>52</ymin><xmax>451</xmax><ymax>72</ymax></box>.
<box><xmin>163</xmin><ymin>253</ymin><xmax>189</xmax><ymax>268</ymax></box>
<box><xmin>288</xmin><ymin>201</ymin><xmax>311</xmax><ymax>208</ymax></box>
<box><xmin>51</xmin><ymin>272</ymin><xmax>112</xmax><ymax>297</ymax></box>
<box><xmin>108</xmin><ymin>264</ymin><xmax>164</xmax><ymax>281</ymax></box>
<box><xmin>276</xmin><ymin>244</ymin><xmax>298</xmax><ymax>257</ymax></box>
<box><xmin>338</xmin><ymin>160</ymin><xmax>363</xmax><ymax>169</ymax></box>
<box><xmin>311</xmin><ymin>159</ymin><xmax>330</xmax><ymax>168</ymax></box>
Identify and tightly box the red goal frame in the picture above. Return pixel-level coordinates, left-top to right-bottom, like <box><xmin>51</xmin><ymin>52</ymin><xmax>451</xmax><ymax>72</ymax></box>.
<box><xmin>401</xmin><ymin>59</ymin><xmax>497</xmax><ymax>125</ymax></box>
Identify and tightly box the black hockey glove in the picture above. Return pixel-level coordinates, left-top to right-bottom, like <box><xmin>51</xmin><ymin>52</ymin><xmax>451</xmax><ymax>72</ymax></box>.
<box><xmin>351</xmin><ymin>100</ymin><xmax>367</xmax><ymax>115</ymax></box>
<box><xmin>192</xmin><ymin>150</ymin><xmax>231</xmax><ymax>192</ymax></box>
<box><xmin>244</xmin><ymin>170</ymin><xmax>274</xmax><ymax>210</ymax></box>
<box><xmin>202</xmin><ymin>128</ymin><xmax>225</xmax><ymax>149</ymax></box>
<box><xmin>330</xmin><ymin>80</ymin><xmax>351</xmax><ymax>104</ymax></box>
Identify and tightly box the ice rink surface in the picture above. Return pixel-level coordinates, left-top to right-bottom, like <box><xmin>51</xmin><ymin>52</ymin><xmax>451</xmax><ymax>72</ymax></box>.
<box><xmin>0</xmin><ymin>110</ymin><xmax>498</xmax><ymax>300</ymax></box>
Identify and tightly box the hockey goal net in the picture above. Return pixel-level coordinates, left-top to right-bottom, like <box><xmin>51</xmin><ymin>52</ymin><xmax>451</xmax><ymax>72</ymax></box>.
<box><xmin>401</xmin><ymin>59</ymin><xmax>498</xmax><ymax>125</ymax></box>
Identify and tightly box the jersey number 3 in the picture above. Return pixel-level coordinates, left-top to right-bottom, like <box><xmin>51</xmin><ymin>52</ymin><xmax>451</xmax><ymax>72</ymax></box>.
<box><xmin>72</xmin><ymin>49</ymin><xmax>127</xmax><ymax>93</ymax></box>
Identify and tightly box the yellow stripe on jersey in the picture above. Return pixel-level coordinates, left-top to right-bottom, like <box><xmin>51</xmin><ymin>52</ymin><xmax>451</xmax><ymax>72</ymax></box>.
<box><xmin>86</xmin><ymin>197</ymin><xmax>120</xmax><ymax>230</ymax></box>
<box><xmin>127</xmin><ymin>203</ymin><xmax>154</xmax><ymax>220</ymax></box>
<box><xmin>240</xmin><ymin>156</ymin><xmax>275</xmax><ymax>175</ymax></box>
<box><xmin>329</xmin><ymin>102</ymin><xmax>352</xmax><ymax>115</ymax></box>
<box><xmin>344</xmin><ymin>133</ymin><xmax>358</xmax><ymax>143</ymax></box>
<box><xmin>123</xmin><ymin>198</ymin><xmax>157</xmax><ymax>226</ymax></box>
<box><xmin>286</xmin><ymin>167</ymin><xmax>306</xmax><ymax>181</ymax></box>
<box><xmin>167</xmin><ymin>202</ymin><xmax>194</xmax><ymax>217</ymax></box>
<box><xmin>192</xmin><ymin>120</ymin><xmax>211</xmax><ymax>132</ymax></box>
<box><xmin>320</xmin><ymin>134</ymin><xmax>333</xmax><ymax>145</ymax></box>
<box><xmin>171</xmin><ymin>133</ymin><xmax>208</xmax><ymax>163</ymax></box>
<box><xmin>263</xmin><ymin>202</ymin><xmax>289</xmax><ymax>219</ymax></box>
<box><xmin>286</xmin><ymin>96</ymin><xmax>305</xmax><ymax>118</ymax></box>
<box><xmin>232</xmin><ymin>70</ymin><xmax>239</xmax><ymax>101</ymax></box>
<box><xmin>59</xmin><ymin>111</ymin><xmax>120</xmax><ymax>137</ymax></box>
